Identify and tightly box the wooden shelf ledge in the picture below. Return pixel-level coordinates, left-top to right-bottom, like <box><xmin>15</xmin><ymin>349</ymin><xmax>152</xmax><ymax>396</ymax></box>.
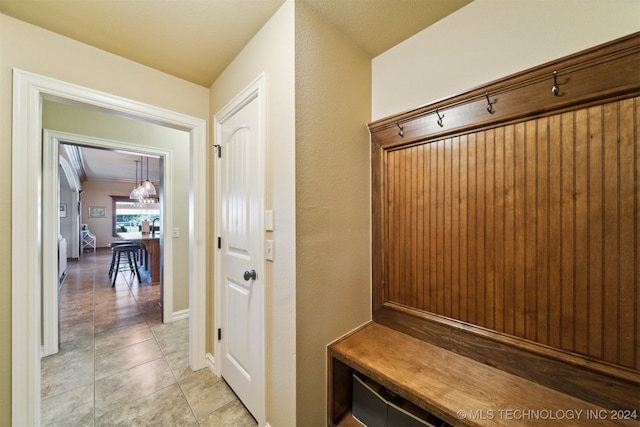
<box><xmin>328</xmin><ymin>322</ymin><xmax>639</xmax><ymax>426</ymax></box>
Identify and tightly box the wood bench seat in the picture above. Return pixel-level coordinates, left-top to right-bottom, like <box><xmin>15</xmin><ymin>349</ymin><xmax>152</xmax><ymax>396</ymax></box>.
<box><xmin>328</xmin><ymin>322</ymin><xmax>640</xmax><ymax>426</ymax></box>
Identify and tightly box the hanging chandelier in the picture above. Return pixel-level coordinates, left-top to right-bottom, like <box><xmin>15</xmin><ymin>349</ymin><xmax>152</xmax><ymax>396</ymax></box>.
<box><xmin>129</xmin><ymin>160</ymin><xmax>143</xmax><ymax>200</ymax></box>
<box><xmin>129</xmin><ymin>157</ymin><xmax>157</xmax><ymax>205</ymax></box>
<box><xmin>141</xmin><ymin>156</ymin><xmax>157</xmax><ymax>196</ymax></box>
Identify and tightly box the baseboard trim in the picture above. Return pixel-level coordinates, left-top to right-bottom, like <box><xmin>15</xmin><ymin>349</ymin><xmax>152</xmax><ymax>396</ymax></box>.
<box><xmin>205</xmin><ymin>352</ymin><xmax>216</xmax><ymax>373</ymax></box>
<box><xmin>172</xmin><ymin>308</ymin><xmax>190</xmax><ymax>321</ymax></box>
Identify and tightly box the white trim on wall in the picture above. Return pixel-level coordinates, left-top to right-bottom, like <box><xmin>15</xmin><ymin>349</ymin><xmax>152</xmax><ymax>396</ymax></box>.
<box><xmin>205</xmin><ymin>352</ymin><xmax>216</xmax><ymax>373</ymax></box>
<box><xmin>42</xmin><ymin>135</ymin><xmax>60</xmax><ymax>357</ymax></box>
<box><xmin>11</xmin><ymin>69</ymin><xmax>207</xmax><ymax>425</ymax></box>
<box><xmin>172</xmin><ymin>308</ymin><xmax>190</xmax><ymax>321</ymax></box>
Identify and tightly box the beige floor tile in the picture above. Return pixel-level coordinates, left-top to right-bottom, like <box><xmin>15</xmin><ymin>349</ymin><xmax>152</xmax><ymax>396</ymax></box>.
<box><xmin>94</xmin><ymin>298</ymin><xmax>134</xmax><ymax>311</ymax></box>
<box><xmin>154</xmin><ymin>326</ymin><xmax>189</xmax><ymax>352</ymax></box>
<box><xmin>179</xmin><ymin>368</ymin><xmax>236</xmax><ymax>420</ymax></box>
<box><xmin>151</xmin><ymin>317</ymin><xmax>189</xmax><ymax>340</ymax></box>
<box><xmin>198</xmin><ymin>399</ymin><xmax>257</xmax><ymax>427</ymax></box>
<box><xmin>94</xmin><ymin>357</ymin><xmax>176</xmax><ymax>418</ymax></box>
<box><xmin>59</xmin><ymin>323</ymin><xmax>94</xmax><ymax>347</ymax></box>
<box><xmin>130</xmin><ymin>283</ymin><xmax>160</xmax><ymax>297</ymax></box>
<box><xmin>94</xmin><ymin>298</ymin><xmax>140</xmax><ymax>315</ymax></box>
<box><xmin>154</xmin><ymin>326</ymin><xmax>193</xmax><ymax>381</ymax></box>
<box><xmin>165</xmin><ymin>348</ymin><xmax>195</xmax><ymax>382</ymax></box>
<box><xmin>95</xmin><ymin>338</ymin><xmax>163</xmax><ymax>380</ymax></box>
<box><xmin>94</xmin><ymin>312</ymin><xmax>147</xmax><ymax>334</ymax></box>
<box><xmin>95</xmin><ymin>284</ymin><xmax>132</xmax><ymax>296</ymax></box>
<box><xmin>95</xmin><ymin>383</ymin><xmax>198</xmax><ymax>426</ymax></box>
<box><xmin>137</xmin><ymin>297</ymin><xmax>161</xmax><ymax>312</ymax></box>
<box><xmin>139</xmin><ymin>307</ymin><xmax>162</xmax><ymax>322</ymax></box>
<box><xmin>43</xmin><ymin>250</ymin><xmax>249</xmax><ymax>425</ymax></box>
<box><xmin>41</xmin><ymin>383</ymin><xmax>94</xmax><ymax>427</ymax></box>
<box><xmin>59</xmin><ymin>306</ymin><xmax>94</xmax><ymax>324</ymax></box>
<box><xmin>95</xmin><ymin>321</ymin><xmax>154</xmax><ymax>355</ymax></box>
<box><xmin>41</xmin><ymin>347</ymin><xmax>94</xmax><ymax>400</ymax></box>
<box><xmin>58</xmin><ymin>333</ymin><xmax>94</xmax><ymax>354</ymax></box>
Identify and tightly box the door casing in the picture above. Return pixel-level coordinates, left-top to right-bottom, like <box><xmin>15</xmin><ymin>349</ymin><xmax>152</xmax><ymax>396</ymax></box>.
<box><xmin>214</xmin><ymin>72</ymin><xmax>267</xmax><ymax>426</ymax></box>
<box><xmin>11</xmin><ymin>69</ymin><xmax>208</xmax><ymax>425</ymax></box>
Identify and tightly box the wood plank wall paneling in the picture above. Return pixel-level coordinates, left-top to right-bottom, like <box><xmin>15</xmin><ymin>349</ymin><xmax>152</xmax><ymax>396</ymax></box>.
<box><xmin>383</xmin><ymin>98</ymin><xmax>639</xmax><ymax>369</ymax></box>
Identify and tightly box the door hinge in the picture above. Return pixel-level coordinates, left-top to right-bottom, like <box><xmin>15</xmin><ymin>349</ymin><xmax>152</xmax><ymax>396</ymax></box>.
<box><xmin>213</xmin><ymin>144</ymin><xmax>222</xmax><ymax>158</ymax></box>
<box><xmin>217</xmin><ymin>328</ymin><xmax>221</xmax><ymax>340</ymax></box>
<box><xmin>217</xmin><ymin>237</ymin><xmax>221</xmax><ymax>249</ymax></box>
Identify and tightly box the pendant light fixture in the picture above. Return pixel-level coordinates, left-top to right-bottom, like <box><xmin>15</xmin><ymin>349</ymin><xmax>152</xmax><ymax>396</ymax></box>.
<box><xmin>142</xmin><ymin>156</ymin><xmax>157</xmax><ymax>196</ymax></box>
<box><xmin>136</xmin><ymin>155</ymin><xmax>149</xmax><ymax>200</ymax></box>
<box><xmin>129</xmin><ymin>160</ymin><xmax>141</xmax><ymax>199</ymax></box>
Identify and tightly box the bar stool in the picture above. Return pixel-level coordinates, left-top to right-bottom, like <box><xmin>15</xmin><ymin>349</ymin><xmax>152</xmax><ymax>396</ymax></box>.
<box><xmin>111</xmin><ymin>244</ymin><xmax>142</xmax><ymax>287</ymax></box>
<box><xmin>108</xmin><ymin>241</ymin><xmax>130</xmax><ymax>278</ymax></box>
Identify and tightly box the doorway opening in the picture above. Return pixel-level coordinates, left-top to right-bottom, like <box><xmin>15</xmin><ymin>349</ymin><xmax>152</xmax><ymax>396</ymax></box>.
<box><xmin>12</xmin><ymin>70</ymin><xmax>207</xmax><ymax>424</ymax></box>
<box><xmin>59</xmin><ymin>143</ymin><xmax>163</xmax><ymax>284</ymax></box>
<box><xmin>43</xmin><ymin>139</ymin><xmax>169</xmax><ymax>358</ymax></box>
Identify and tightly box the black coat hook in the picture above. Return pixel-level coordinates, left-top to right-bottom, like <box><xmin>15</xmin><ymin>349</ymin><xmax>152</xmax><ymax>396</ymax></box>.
<box><xmin>485</xmin><ymin>93</ymin><xmax>494</xmax><ymax>114</ymax></box>
<box><xmin>552</xmin><ymin>71</ymin><xmax>559</xmax><ymax>96</ymax></box>
<box><xmin>396</xmin><ymin>122</ymin><xmax>404</xmax><ymax>137</ymax></box>
<box><xmin>436</xmin><ymin>109</ymin><xmax>444</xmax><ymax>128</ymax></box>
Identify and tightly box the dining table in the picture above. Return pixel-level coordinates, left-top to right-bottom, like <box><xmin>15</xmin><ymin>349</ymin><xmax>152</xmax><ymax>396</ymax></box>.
<box><xmin>117</xmin><ymin>231</ymin><xmax>161</xmax><ymax>284</ymax></box>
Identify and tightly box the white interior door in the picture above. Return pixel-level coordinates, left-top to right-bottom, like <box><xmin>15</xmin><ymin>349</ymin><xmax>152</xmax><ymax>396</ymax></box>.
<box><xmin>217</xmin><ymin>75</ymin><xmax>266</xmax><ymax>424</ymax></box>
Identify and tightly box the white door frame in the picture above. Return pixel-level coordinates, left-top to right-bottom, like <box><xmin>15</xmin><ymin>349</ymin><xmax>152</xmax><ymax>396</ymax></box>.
<box><xmin>214</xmin><ymin>73</ymin><xmax>267</xmax><ymax>425</ymax></box>
<box><xmin>42</xmin><ymin>130</ymin><xmax>175</xmax><ymax>357</ymax></box>
<box><xmin>11</xmin><ymin>69</ymin><xmax>207</xmax><ymax>425</ymax></box>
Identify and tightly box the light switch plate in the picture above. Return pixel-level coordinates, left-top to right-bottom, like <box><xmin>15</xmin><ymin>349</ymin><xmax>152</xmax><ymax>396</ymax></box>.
<box><xmin>172</xmin><ymin>228</ymin><xmax>179</xmax><ymax>237</ymax></box>
<box><xmin>265</xmin><ymin>239</ymin><xmax>274</xmax><ymax>261</ymax></box>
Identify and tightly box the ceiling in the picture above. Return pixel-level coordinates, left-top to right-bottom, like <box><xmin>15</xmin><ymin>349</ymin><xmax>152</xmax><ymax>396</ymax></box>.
<box><xmin>0</xmin><ymin>0</ymin><xmax>472</xmax><ymax>88</ymax></box>
<box><xmin>7</xmin><ymin>0</ymin><xmax>472</xmax><ymax>182</ymax></box>
<box><xmin>62</xmin><ymin>144</ymin><xmax>161</xmax><ymax>185</ymax></box>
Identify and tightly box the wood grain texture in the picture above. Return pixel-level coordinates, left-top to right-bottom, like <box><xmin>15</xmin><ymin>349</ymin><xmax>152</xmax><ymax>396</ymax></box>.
<box><xmin>374</xmin><ymin>304</ymin><xmax>640</xmax><ymax>413</ymax></box>
<box><xmin>370</xmin><ymin>34</ymin><xmax>640</xmax><ymax>373</ymax></box>
<box><xmin>330</xmin><ymin>34</ymin><xmax>640</xmax><ymax>427</ymax></box>
<box><xmin>379</xmin><ymin>99</ymin><xmax>639</xmax><ymax>369</ymax></box>
<box><xmin>327</xmin><ymin>354</ymin><xmax>354</xmax><ymax>425</ymax></box>
<box><xmin>329</xmin><ymin>323</ymin><xmax>639</xmax><ymax>426</ymax></box>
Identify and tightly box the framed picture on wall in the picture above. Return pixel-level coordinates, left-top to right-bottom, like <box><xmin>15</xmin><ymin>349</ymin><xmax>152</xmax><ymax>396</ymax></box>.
<box><xmin>59</xmin><ymin>203</ymin><xmax>67</xmax><ymax>218</ymax></box>
<box><xmin>88</xmin><ymin>206</ymin><xmax>106</xmax><ymax>218</ymax></box>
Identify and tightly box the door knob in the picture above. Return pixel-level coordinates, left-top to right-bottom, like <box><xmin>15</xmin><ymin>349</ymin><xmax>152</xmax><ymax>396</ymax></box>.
<box><xmin>243</xmin><ymin>269</ymin><xmax>257</xmax><ymax>281</ymax></box>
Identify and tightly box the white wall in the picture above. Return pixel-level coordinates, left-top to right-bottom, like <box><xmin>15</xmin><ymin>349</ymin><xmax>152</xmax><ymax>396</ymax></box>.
<box><xmin>79</xmin><ymin>180</ymin><xmax>134</xmax><ymax>248</ymax></box>
<box><xmin>372</xmin><ymin>0</ymin><xmax>640</xmax><ymax>120</ymax></box>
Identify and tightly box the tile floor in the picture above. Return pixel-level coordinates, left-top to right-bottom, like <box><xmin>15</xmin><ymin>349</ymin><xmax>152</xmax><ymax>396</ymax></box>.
<box><xmin>41</xmin><ymin>248</ymin><xmax>257</xmax><ymax>426</ymax></box>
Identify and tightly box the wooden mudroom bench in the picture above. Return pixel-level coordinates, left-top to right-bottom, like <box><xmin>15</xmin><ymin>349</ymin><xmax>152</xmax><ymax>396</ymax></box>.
<box><xmin>329</xmin><ymin>33</ymin><xmax>640</xmax><ymax>427</ymax></box>
<box><xmin>328</xmin><ymin>311</ymin><xmax>640</xmax><ymax>426</ymax></box>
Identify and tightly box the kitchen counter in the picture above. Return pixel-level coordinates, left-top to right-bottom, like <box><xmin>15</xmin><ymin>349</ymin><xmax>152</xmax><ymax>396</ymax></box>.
<box><xmin>117</xmin><ymin>232</ymin><xmax>161</xmax><ymax>284</ymax></box>
<box><xmin>117</xmin><ymin>232</ymin><xmax>161</xmax><ymax>242</ymax></box>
